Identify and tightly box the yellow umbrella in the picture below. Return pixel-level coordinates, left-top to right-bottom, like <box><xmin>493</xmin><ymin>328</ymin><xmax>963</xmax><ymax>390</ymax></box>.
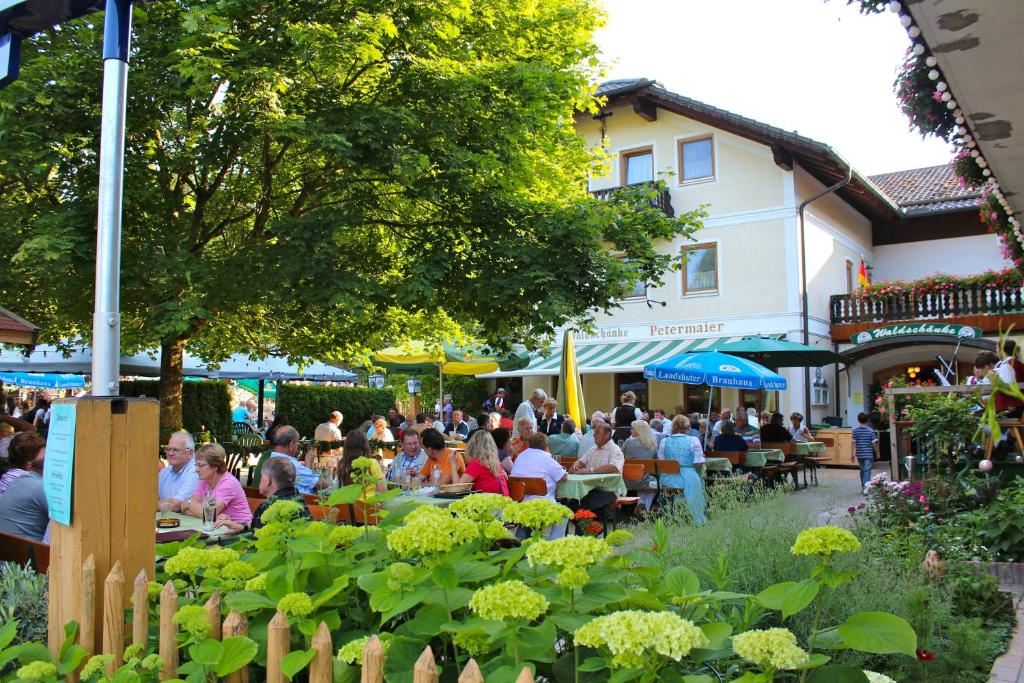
<box><xmin>556</xmin><ymin>330</ymin><xmax>586</xmax><ymax>430</ymax></box>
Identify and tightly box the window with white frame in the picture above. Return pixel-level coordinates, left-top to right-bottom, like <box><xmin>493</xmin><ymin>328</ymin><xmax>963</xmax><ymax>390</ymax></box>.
<box><xmin>681</xmin><ymin>243</ymin><xmax>718</xmax><ymax>295</ymax></box>
<box><xmin>619</xmin><ymin>257</ymin><xmax>648</xmax><ymax>300</ymax></box>
<box><xmin>621</xmin><ymin>146</ymin><xmax>654</xmax><ymax>185</ymax></box>
<box><xmin>678</xmin><ymin>136</ymin><xmax>714</xmax><ymax>183</ymax></box>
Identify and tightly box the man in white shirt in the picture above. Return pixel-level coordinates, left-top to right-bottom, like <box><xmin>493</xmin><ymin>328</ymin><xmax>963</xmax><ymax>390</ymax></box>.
<box><xmin>711</xmin><ymin>409</ymin><xmax>732</xmax><ymax>440</ymax></box>
<box><xmin>158</xmin><ymin>431</ymin><xmax>200</xmax><ymax>511</ymax></box>
<box><xmin>313</xmin><ymin>411</ymin><xmax>344</xmax><ymax>462</ymax></box>
<box><xmin>653</xmin><ymin>409</ymin><xmax>672</xmax><ymax>435</ymax></box>
<box><xmin>577</xmin><ymin>413</ymin><xmax>605</xmax><ymax>455</ymax></box>
<box><xmin>571</xmin><ymin>422</ymin><xmax>623</xmax><ymax>516</ymax></box>
<box><xmin>513</xmin><ymin>388</ymin><xmax>546</xmax><ymax>438</ymax></box>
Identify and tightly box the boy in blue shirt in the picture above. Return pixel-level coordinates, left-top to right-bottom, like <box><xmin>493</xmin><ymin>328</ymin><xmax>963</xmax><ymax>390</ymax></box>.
<box><xmin>851</xmin><ymin>411</ymin><xmax>879</xmax><ymax>490</ymax></box>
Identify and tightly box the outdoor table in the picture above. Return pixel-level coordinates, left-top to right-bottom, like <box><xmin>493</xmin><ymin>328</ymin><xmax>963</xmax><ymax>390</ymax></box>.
<box><xmin>555</xmin><ymin>473</ymin><xmax>626</xmax><ymax>500</ymax></box>
<box><xmin>700</xmin><ymin>457</ymin><xmax>732</xmax><ymax>476</ymax></box>
<box><xmin>155</xmin><ymin>512</ymin><xmax>231</xmax><ymax>542</ymax></box>
<box><xmin>794</xmin><ymin>441</ymin><xmax>826</xmax><ymax>456</ymax></box>
<box><xmin>381</xmin><ymin>490</ymin><xmax>455</xmax><ymax>510</ymax></box>
<box><xmin>744</xmin><ymin>449</ymin><xmax>785</xmax><ymax>468</ymax></box>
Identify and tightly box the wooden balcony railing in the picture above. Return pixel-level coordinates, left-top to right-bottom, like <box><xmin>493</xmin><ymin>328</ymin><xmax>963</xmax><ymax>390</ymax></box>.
<box><xmin>589</xmin><ymin>184</ymin><xmax>674</xmax><ymax>217</ymax></box>
<box><xmin>830</xmin><ymin>285</ymin><xmax>1024</xmax><ymax>326</ymax></box>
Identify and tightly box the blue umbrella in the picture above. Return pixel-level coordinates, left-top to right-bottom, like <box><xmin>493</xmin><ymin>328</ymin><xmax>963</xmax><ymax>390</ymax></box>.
<box><xmin>644</xmin><ymin>352</ymin><xmax>786</xmax><ymax>448</ymax></box>
<box><xmin>0</xmin><ymin>372</ymin><xmax>86</xmax><ymax>389</ymax></box>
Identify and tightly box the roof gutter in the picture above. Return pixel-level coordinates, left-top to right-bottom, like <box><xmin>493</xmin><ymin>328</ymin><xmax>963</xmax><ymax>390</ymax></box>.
<box><xmin>798</xmin><ymin>163</ymin><xmax>853</xmax><ymax>420</ymax></box>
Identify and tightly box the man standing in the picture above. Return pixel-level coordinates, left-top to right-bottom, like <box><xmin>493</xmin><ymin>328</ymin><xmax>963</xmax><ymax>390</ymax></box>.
<box><xmin>159</xmin><ymin>431</ymin><xmax>200</xmax><ymax>511</ymax></box>
<box><xmin>571</xmin><ymin>423</ymin><xmax>624</xmax><ymax>514</ymax></box>
<box><xmin>216</xmin><ymin>457</ymin><xmax>311</xmax><ymax>533</ymax></box>
<box><xmin>232</xmin><ymin>399</ymin><xmax>249</xmax><ymax>424</ymax></box>
<box><xmin>652</xmin><ymin>409</ymin><xmax>671</xmax><ymax>435</ymax></box>
<box><xmin>313</xmin><ymin>411</ymin><xmax>344</xmax><ymax>463</ymax></box>
<box><xmin>493</xmin><ymin>388</ymin><xmax>507</xmax><ymax>412</ymax></box>
<box><xmin>610</xmin><ymin>391</ymin><xmax>642</xmax><ymax>444</ymax></box>
<box><xmin>445</xmin><ymin>409</ymin><xmax>469</xmax><ymax>440</ymax></box>
<box><xmin>513</xmin><ymin>388</ymin><xmax>546</xmax><ymax>438</ymax></box>
<box><xmin>269</xmin><ymin>426</ymin><xmax>328</xmax><ymax>494</ymax></box>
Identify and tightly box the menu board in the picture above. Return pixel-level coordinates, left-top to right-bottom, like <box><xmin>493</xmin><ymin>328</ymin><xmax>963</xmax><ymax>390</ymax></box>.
<box><xmin>43</xmin><ymin>402</ymin><xmax>77</xmax><ymax>526</ymax></box>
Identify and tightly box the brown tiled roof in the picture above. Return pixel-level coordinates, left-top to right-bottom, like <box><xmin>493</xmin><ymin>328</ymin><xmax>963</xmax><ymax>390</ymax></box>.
<box><xmin>868</xmin><ymin>164</ymin><xmax>980</xmax><ymax>215</ymax></box>
<box><xmin>0</xmin><ymin>307</ymin><xmax>39</xmax><ymax>346</ymax></box>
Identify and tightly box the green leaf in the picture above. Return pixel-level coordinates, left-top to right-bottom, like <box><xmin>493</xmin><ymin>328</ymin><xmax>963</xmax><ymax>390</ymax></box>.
<box><xmin>225</xmin><ymin>591</ymin><xmax>278</xmax><ymax>613</ymax></box>
<box><xmin>456</xmin><ymin>560</ymin><xmax>499</xmax><ymax>583</ymax></box>
<box><xmin>663</xmin><ymin>566</ymin><xmax>700</xmax><ymax>596</ymax></box>
<box><xmin>578</xmin><ymin>657</ymin><xmax>608</xmax><ymax>672</ymax></box>
<box><xmin>189</xmin><ymin>639</ymin><xmax>223</xmax><ymax>666</ymax></box>
<box><xmin>575</xmin><ymin>581</ymin><xmax>628</xmax><ymax>612</ymax></box>
<box><xmin>110</xmin><ymin>669</ymin><xmax>141</xmax><ymax>683</ymax></box>
<box><xmin>328</xmin><ymin>485</ymin><xmax>365</xmax><ymax>506</ymax></box>
<box><xmin>311</xmin><ymin>575</ymin><xmax>350</xmax><ymax>608</ymax></box>
<box><xmin>518</xmin><ymin>620</ymin><xmax>558</xmax><ymax>663</ymax></box>
<box><xmin>213</xmin><ymin>636</ymin><xmax>258</xmax><ymax>676</ymax></box>
<box><xmin>755</xmin><ymin>581</ymin><xmax>797</xmax><ymax>611</ymax></box>
<box><xmin>280</xmin><ymin>649</ymin><xmax>316</xmax><ymax>680</ymax></box>
<box><xmin>808</xmin><ymin>665</ymin><xmax>869</xmax><ymax>682</ymax></box>
<box><xmin>404</xmin><ymin>604</ymin><xmax>450</xmax><ymax>637</ymax></box>
<box><xmin>550</xmin><ymin>611</ymin><xmax>595</xmax><ymax>633</ymax></box>
<box><xmin>781</xmin><ymin>579</ymin><xmax>820</xmax><ymax>619</ymax></box>
<box><xmin>700</xmin><ymin>622</ymin><xmax>732</xmax><ymax>649</ymax></box>
<box><xmin>792</xmin><ymin>653</ymin><xmax>831</xmax><ymax>670</ymax></box>
<box><xmin>682</xmin><ymin>676</ymin><xmax>714</xmax><ymax>683</ymax></box>
<box><xmin>837</xmin><ymin>612</ymin><xmax>918</xmax><ymax>657</ymax></box>
<box><xmin>810</xmin><ymin>627</ymin><xmax>845</xmax><ymax>650</ymax></box>
<box><xmin>431</xmin><ymin>563</ymin><xmax>459</xmax><ymax>591</ymax></box>
<box><xmin>0</xmin><ymin>620</ymin><xmax>17</xmax><ymax>650</ymax></box>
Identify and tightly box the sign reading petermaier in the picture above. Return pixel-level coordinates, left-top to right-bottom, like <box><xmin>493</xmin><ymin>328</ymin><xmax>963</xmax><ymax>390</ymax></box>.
<box><xmin>851</xmin><ymin>323</ymin><xmax>983</xmax><ymax>346</ymax></box>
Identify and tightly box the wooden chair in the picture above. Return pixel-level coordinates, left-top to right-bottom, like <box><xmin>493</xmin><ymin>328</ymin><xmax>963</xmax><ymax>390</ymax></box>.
<box><xmin>608</xmin><ymin>463</ymin><xmax>643</xmax><ymax>531</ymax></box>
<box><xmin>353</xmin><ymin>500</ymin><xmax>380</xmax><ymax>526</ymax></box>
<box><xmin>509</xmin><ymin>476</ymin><xmax>548</xmax><ymax>497</ymax></box>
<box><xmin>243</xmin><ymin>486</ymin><xmax>266</xmax><ymax>499</ymax></box>
<box><xmin>223</xmin><ymin>444</ymin><xmax>247</xmax><ymax>480</ymax></box>
<box><xmin>508</xmin><ymin>479</ymin><xmax>526</xmax><ymax>502</ymax></box>
<box><xmin>247</xmin><ymin>497</ymin><xmax>264</xmax><ymax>515</ymax></box>
<box><xmin>558</xmin><ymin>457</ymin><xmax>577</xmax><ymax>469</ymax></box>
<box><xmin>715</xmin><ymin>451</ymin><xmax>747</xmax><ymax>468</ymax></box>
<box><xmin>0</xmin><ymin>530</ymin><xmax>50</xmax><ymax>573</ymax></box>
<box><xmin>984</xmin><ymin>419</ymin><xmax>1024</xmax><ymax>460</ymax></box>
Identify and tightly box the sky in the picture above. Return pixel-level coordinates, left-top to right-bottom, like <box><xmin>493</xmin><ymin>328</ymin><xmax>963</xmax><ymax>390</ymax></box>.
<box><xmin>594</xmin><ymin>0</ymin><xmax>953</xmax><ymax>176</ymax></box>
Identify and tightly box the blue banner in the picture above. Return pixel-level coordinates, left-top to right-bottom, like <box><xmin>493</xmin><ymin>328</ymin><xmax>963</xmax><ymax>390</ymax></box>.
<box><xmin>0</xmin><ymin>372</ymin><xmax>85</xmax><ymax>389</ymax></box>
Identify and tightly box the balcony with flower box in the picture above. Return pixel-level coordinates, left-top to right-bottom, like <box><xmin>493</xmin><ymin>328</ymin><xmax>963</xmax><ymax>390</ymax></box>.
<box><xmin>829</xmin><ymin>270</ymin><xmax>1024</xmax><ymax>341</ymax></box>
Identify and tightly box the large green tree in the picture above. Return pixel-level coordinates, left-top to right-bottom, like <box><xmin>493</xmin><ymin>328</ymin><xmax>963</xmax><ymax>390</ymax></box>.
<box><xmin>0</xmin><ymin>0</ymin><xmax>703</xmax><ymax>430</ymax></box>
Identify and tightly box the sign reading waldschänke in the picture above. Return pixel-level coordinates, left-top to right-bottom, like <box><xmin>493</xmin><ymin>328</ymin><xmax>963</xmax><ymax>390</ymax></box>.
<box><xmin>851</xmin><ymin>323</ymin><xmax>982</xmax><ymax>346</ymax></box>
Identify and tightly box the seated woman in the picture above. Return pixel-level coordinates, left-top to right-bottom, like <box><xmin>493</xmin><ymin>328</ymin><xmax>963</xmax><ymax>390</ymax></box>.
<box><xmin>712</xmin><ymin>421</ymin><xmax>749</xmax><ymax>453</ymax></box>
<box><xmin>788</xmin><ymin>412</ymin><xmax>813</xmax><ymax>443</ymax></box>
<box><xmin>338</xmin><ymin>430</ymin><xmax>386</xmax><ymax>497</ymax></box>
<box><xmin>419</xmin><ymin>428</ymin><xmax>465</xmax><ymax>486</ymax></box>
<box><xmin>759</xmin><ymin>412</ymin><xmax>793</xmax><ymax>443</ymax></box>
<box><xmin>621</xmin><ymin>420</ymin><xmax>658</xmax><ymax>459</ymax></box>
<box><xmin>455</xmin><ymin>430</ymin><xmax>509</xmax><ymax>495</ymax></box>
<box><xmin>548</xmin><ymin>418</ymin><xmax>581</xmax><ymax>458</ymax></box>
<box><xmin>491</xmin><ymin>427</ymin><xmax>514</xmax><ymax>473</ymax></box>
<box><xmin>656</xmin><ymin>415</ymin><xmax>706</xmax><ymax>524</ymax></box>
<box><xmin>181</xmin><ymin>443</ymin><xmax>253</xmax><ymax>526</ymax></box>
<box><xmin>537</xmin><ymin>398</ymin><xmax>564</xmax><ymax>436</ymax></box>
<box><xmin>0</xmin><ymin>431</ymin><xmax>48</xmax><ymax>541</ymax></box>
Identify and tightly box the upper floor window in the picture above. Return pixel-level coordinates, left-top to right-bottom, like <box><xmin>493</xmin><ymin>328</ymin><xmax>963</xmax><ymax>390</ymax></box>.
<box><xmin>678</xmin><ymin>136</ymin><xmax>714</xmax><ymax>183</ymax></box>
<box><xmin>681</xmin><ymin>243</ymin><xmax>718</xmax><ymax>295</ymax></box>
<box><xmin>621</xmin><ymin>146</ymin><xmax>654</xmax><ymax>185</ymax></box>
<box><xmin>619</xmin><ymin>256</ymin><xmax>648</xmax><ymax>300</ymax></box>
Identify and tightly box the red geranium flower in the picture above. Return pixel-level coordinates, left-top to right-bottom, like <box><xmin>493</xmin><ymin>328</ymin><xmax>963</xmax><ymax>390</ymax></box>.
<box><xmin>584</xmin><ymin>522</ymin><xmax>603</xmax><ymax>535</ymax></box>
<box><xmin>573</xmin><ymin>509</ymin><xmax>597</xmax><ymax>521</ymax></box>
<box><xmin>916</xmin><ymin>649</ymin><xmax>935</xmax><ymax>661</ymax></box>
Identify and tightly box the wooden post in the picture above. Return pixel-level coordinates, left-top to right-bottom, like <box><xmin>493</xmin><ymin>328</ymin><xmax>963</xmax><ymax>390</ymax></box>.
<box><xmin>361</xmin><ymin>635</ymin><xmax>385</xmax><ymax>683</ymax></box>
<box><xmin>131</xmin><ymin>570</ymin><xmax>148</xmax><ymax>648</ymax></box>
<box><xmin>515</xmin><ymin>667</ymin><xmax>535</xmax><ymax>682</ymax></box>
<box><xmin>886</xmin><ymin>389</ymin><xmax>899</xmax><ymax>480</ymax></box>
<box><xmin>309</xmin><ymin>622</ymin><xmax>333</xmax><ymax>683</ymax></box>
<box><xmin>48</xmin><ymin>398</ymin><xmax>159</xmax><ymax>654</ymax></box>
<box><xmin>266</xmin><ymin>611</ymin><xmax>290</xmax><ymax>683</ymax></box>
<box><xmin>222</xmin><ymin>611</ymin><xmax>249</xmax><ymax>683</ymax></box>
<box><xmin>79</xmin><ymin>555</ymin><xmax>96</xmax><ymax>656</ymax></box>
<box><xmin>102</xmin><ymin>561</ymin><xmax>125</xmax><ymax>672</ymax></box>
<box><xmin>412</xmin><ymin>646</ymin><xmax>439</xmax><ymax>683</ymax></box>
<box><xmin>457</xmin><ymin>659</ymin><xmax>484</xmax><ymax>683</ymax></box>
<box><xmin>205</xmin><ymin>592</ymin><xmax>222</xmax><ymax>641</ymax></box>
<box><xmin>159</xmin><ymin>581</ymin><xmax>178</xmax><ymax>680</ymax></box>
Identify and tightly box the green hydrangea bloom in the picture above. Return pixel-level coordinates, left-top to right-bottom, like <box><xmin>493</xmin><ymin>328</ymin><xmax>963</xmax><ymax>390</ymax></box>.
<box><xmin>204</xmin><ymin>546</ymin><xmax>240</xmax><ymax>568</ymax></box>
<box><xmin>294</xmin><ymin>520</ymin><xmax>332</xmax><ymax>538</ymax></box>
<box><xmin>221</xmin><ymin>560</ymin><xmax>257</xmax><ymax>581</ymax></box>
<box><xmin>527</xmin><ymin>535</ymin><xmax>611</xmax><ymax>569</ymax></box>
<box><xmin>337</xmin><ymin>634</ymin><xmax>391</xmax><ymax>665</ymax></box>
<box><xmin>731</xmin><ymin>628</ymin><xmax>809</xmax><ymax>670</ymax></box>
<box><xmin>574</xmin><ymin>610</ymin><xmax>708</xmax><ymax>669</ymax></box>
<box><xmin>330</xmin><ymin>525</ymin><xmax>365</xmax><ymax>547</ymax></box>
<box><xmin>245</xmin><ymin>573</ymin><xmax>267</xmax><ymax>592</ymax></box>
<box><xmin>469</xmin><ymin>580</ymin><xmax>549</xmax><ymax>621</ymax></box>
<box><xmin>502</xmin><ymin>499</ymin><xmax>571</xmax><ymax>531</ymax></box>
<box><xmin>253</xmin><ymin>520</ymin><xmax>288</xmax><ymax>551</ymax></box>
<box><xmin>277</xmin><ymin>592</ymin><xmax>314</xmax><ymax>617</ymax></box>
<box><xmin>141</xmin><ymin>655</ymin><xmax>165</xmax><ymax>672</ymax></box>
<box><xmin>453</xmin><ymin>630</ymin><xmax>490</xmax><ymax>656</ymax></box>
<box><xmin>556</xmin><ymin>566</ymin><xmax>590</xmax><ymax>590</ymax></box>
<box><xmin>147</xmin><ymin>581</ymin><xmax>162</xmax><ymax>601</ymax></box>
<box><xmin>386</xmin><ymin>562</ymin><xmax>416</xmax><ymax>591</ymax></box>
<box><xmin>864</xmin><ymin>672</ymin><xmax>896</xmax><ymax>683</ymax></box>
<box><xmin>164</xmin><ymin>547</ymin><xmax>207</xmax><ymax>577</ymax></box>
<box><xmin>352</xmin><ymin>457</ymin><xmax>376</xmax><ymax>470</ymax></box>
<box><xmin>605</xmin><ymin>529</ymin><xmax>633</xmax><ymax>546</ymax></box>
<box><xmin>173</xmin><ymin>604</ymin><xmax>211</xmax><ymax>638</ymax></box>
<box><xmin>260</xmin><ymin>499</ymin><xmax>305</xmax><ymax>525</ymax></box>
<box><xmin>17</xmin><ymin>660</ymin><xmax>58</xmax><ymax>681</ymax></box>
<box><xmin>482</xmin><ymin>519</ymin><xmax>511</xmax><ymax>541</ymax></box>
<box><xmin>80</xmin><ymin>654</ymin><xmax>114</xmax><ymax>680</ymax></box>
<box><xmin>790</xmin><ymin>526</ymin><xmax>861</xmax><ymax>557</ymax></box>
<box><xmin>450</xmin><ymin>493</ymin><xmax>515</xmax><ymax>520</ymax></box>
<box><xmin>387</xmin><ymin>505</ymin><xmax>479</xmax><ymax>557</ymax></box>
<box><xmin>123</xmin><ymin>643</ymin><xmax>144</xmax><ymax>661</ymax></box>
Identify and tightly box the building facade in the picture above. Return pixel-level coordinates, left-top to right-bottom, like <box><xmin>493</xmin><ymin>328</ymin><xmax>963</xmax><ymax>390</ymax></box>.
<box><xmin>485</xmin><ymin>79</ymin><xmax>1010</xmax><ymax>425</ymax></box>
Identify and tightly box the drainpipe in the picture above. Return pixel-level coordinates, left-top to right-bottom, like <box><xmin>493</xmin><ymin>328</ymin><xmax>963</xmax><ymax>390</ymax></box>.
<box><xmin>798</xmin><ymin>164</ymin><xmax>853</xmax><ymax>421</ymax></box>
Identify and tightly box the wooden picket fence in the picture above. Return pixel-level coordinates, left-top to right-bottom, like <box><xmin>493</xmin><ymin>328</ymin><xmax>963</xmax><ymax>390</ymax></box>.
<box><xmin>75</xmin><ymin>554</ymin><xmax>537</xmax><ymax>682</ymax></box>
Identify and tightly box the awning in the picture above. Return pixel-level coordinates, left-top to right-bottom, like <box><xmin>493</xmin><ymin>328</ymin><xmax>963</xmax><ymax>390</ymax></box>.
<box><xmin>481</xmin><ymin>336</ymin><xmax>776</xmax><ymax>377</ymax></box>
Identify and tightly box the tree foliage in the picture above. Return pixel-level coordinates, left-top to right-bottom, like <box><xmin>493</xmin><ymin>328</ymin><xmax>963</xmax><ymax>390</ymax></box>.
<box><xmin>0</xmin><ymin>0</ymin><xmax>704</xmax><ymax>430</ymax></box>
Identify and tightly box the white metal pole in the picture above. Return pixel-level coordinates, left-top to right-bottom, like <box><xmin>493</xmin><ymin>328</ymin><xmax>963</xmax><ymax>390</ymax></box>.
<box><xmin>91</xmin><ymin>0</ymin><xmax>132</xmax><ymax>396</ymax></box>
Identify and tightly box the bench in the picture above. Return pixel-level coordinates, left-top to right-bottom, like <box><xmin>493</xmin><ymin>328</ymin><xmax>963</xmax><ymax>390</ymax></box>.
<box><xmin>0</xmin><ymin>530</ymin><xmax>49</xmax><ymax>573</ymax></box>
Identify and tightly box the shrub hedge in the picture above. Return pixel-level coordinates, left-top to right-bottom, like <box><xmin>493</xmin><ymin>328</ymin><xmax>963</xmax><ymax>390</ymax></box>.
<box><xmin>276</xmin><ymin>383</ymin><xmax>396</xmax><ymax>438</ymax></box>
<box><xmin>120</xmin><ymin>379</ymin><xmax>232</xmax><ymax>441</ymax></box>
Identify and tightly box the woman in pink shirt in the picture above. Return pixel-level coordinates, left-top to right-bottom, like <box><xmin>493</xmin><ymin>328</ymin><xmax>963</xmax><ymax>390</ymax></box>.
<box><xmin>180</xmin><ymin>443</ymin><xmax>253</xmax><ymax>526</ymax></box>
<box><xmin>455</xmin><ymin>431</ymin><xmax>509</xmax><ymax>496</ymax></box>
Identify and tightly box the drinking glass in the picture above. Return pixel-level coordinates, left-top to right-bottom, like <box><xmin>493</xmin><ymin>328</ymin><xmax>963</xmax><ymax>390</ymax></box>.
<box><xmin>202</xmin><ymin>495</ymin><xmax>217</xmax><ymax>533</ymax></box>
<box><xmin>158</xmin><ymin>501</ymin><xmax>171</xmax><ymax>518</ymax></box>
<box><xmin>411</xmin><ymin>474</ymin><xmax>421</xmax><ymax>494</ymax></box>
<box><xmin>431</xmin><ymin>465</ymin><xmax>441</xmax><ymax>489</ymax></box>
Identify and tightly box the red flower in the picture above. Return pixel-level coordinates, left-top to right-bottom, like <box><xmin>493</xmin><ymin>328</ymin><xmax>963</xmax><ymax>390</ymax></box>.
<box><xmin>584</xmin><ymin>522</ymin><xmax>603</xmax><ymax>535</ymax></box>
<box><xmin>573</xmin><ymin>509</ymin><xmax>597</xmax><ymax>521</ymax></box>
<box><xmin>916</xmin><ymin>649</ymin><xmax>936</xmax><ymax>662</ymax></box>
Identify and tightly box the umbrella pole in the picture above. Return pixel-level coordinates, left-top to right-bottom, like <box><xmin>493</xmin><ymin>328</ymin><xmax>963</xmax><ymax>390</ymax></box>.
<box><xmin>438</xmin><ymin>365</ymin><xmax>443</xmax><ymax>420</ymax></box>
<box><xmin>705</xmin><ymin>387</ymin><xmax>714</xmax><ymax>450</ymax></box>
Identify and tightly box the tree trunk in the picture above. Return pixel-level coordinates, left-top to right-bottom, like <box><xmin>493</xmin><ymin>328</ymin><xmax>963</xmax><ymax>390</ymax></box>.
<box><xmin>159</xmin><ymin>339</ymin><xmax>186</xmax><ymax>440</ymax></box>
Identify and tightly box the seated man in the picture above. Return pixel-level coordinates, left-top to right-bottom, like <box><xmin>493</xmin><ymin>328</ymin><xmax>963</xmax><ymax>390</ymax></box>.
<box><xmin>444</xmin><ymin>409</ymin><xmax>470</xmax><ymax>440</ymax></box>
<box><xmin>158</xmin><ymin>431</ymin><xmax>200</xmax><ymax>512</ymax></box>
<box><xmin>548</xmin><ymin>417</ymin><xmax>581</xmax><ymax>458</ymax></box>
<box><xmin>571</xmin><ymin>423</ymin><xmax>624</xmax><ymax>515</ymax></box>
<box><xmin>387</xmin><ymin>431</ymin><xmax>428</xmax><ymax>483</ymax></box>
<box><xmin>216</xmin><ymin>457</ymin><xmax>311</xmax><ymax>533</ymax></box>
<box><xmin>269</xmin><ymin>426</ymin><xmax>329</xmax><ymax>494</ymax></box>
<box><xmin>713</xmin><ymin>421</ymin><xmax>750</xmax><ymax>453</ymax></box>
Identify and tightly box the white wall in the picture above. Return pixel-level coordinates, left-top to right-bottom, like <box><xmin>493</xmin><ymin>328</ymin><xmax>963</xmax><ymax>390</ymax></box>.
<box><xmin>873</xmin><ymin>234</ymin><xmax>1010</xmax><ymax>280</ymax></box>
